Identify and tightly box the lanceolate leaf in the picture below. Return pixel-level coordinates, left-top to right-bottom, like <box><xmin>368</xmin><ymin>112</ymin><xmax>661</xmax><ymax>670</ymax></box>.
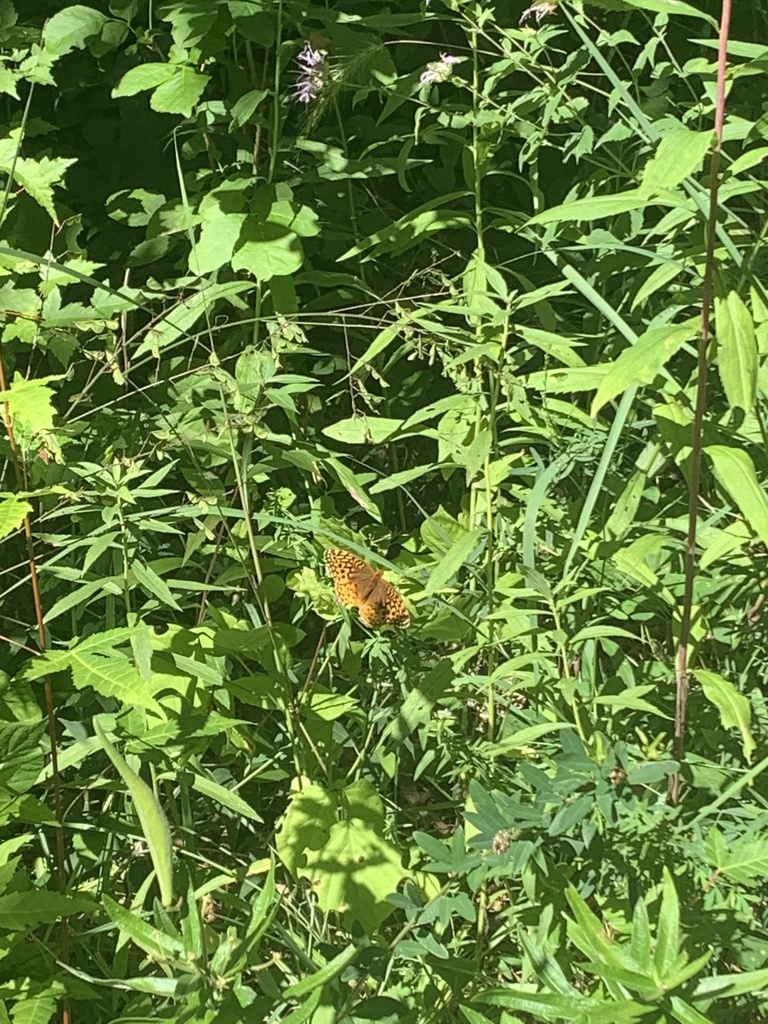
<box><xmin>694</xmin><ymin>669</ymin><xmax>755</xmax><ymax>762</ymax></box>
<box><xmin>93</xmin><ymin>719</ymin><xmax>174</xmax><ymax>907</ymax></box>
<box><xmin>591</xmin><ymin>321</ymin><xmax>695</xmax><ymax>416</ymax></box>
<box><xmin>715</xmin><ymin>291</ymin><xmax>757</xmax><ymax>413</ymax></box>
<box><xmin>706</xmin><ymin>445</ymin><xmax>768</xmax><ymax>546</ymax></box>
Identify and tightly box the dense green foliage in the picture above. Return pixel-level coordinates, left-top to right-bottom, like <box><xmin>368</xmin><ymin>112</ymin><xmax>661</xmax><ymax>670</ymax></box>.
<box><xmin>2</xmin><ymin>0</ymin><xmax>768</xmax><ymax>1021</ymax></box>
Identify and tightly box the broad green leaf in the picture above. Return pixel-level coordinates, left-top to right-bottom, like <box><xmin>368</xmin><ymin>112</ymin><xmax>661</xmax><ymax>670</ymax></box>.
<box><xmin>641</xmin><ymin>128</ymin><xmax>713</xmax><ymax>195</ymax></box>
<box><xmin>150</xmin><ymin>67</ymin><xmax>209</xmax><ymax>116</ymax></box>
<box><xmin>323</xmin><ymin>416</ymin><xmax>403</xmax><ymax>444</ymax></box>
<box><xmin>716</xmin><ymin>290</ymin><xmax>757</xmax><ymax>412</ymax></box>
<box><xmin>231</xmin><ymin>220</ymin><xmax>303</xmax><ymax>280</ymax></box>
<box><xmin>93</xmin><ymin>718</ymin><xmax>174</xmax><ymax>906</ymax></box>
<box><xmin>71</xmin><ymin>651</ymin><xmax>164</xmax><ymax>715</ymax></box>
<box><xmin>9</xmin><ymin>991</ymin><xmax>57</xmax><ymax>1024</ymax></box>
<box><xmin>275</xmin><ymin>780</ymin><xmax>336</xmax><ymax>878</ymax></box>
<box><xmin>0</xmin><ymin>493</ymin><xmax>32</xmax><ymax>539</ymax></box>
<box><xmin>42</xmin><ymin>4</ymin><xmax>107</xmax><ymax>55</ymax></box>
<box><xmin>694</xmin><ymin>669</ymin><xmax>755</xmax><ymax>762</ymax></box>
<box><xmin>706</xmin><ymin>444</ymin><xmax>768</xmax><ymax>546</ymax></box>
<box><xmin>0</xmin><ymin>374</ymin><xmax>63</xmax><ymax>441</ymax></box>
<box><xmin>189</xmin><ymin>210</ymin><xmax>244</xmax><ymax>275</ymax></box>
<box><xmin>301</xmin><ymin>817</ymin><xmax>409</xmax><ymax>928</ymax></box>
<box><xmin>301</xmin><ymin>690</ymin><xmax>358</xmax><ymax>722</ymax></box>
<box><xmin>591</xmin><ymin>321</ymin><xmax>695</xmax><ymax>416</ymax></box>
<box><xmin>528</xmin><ymin>190</ymin><xmax>652</xmax><ymax>227</ymax></box>
<box><xmin>0</xmin><ymin>891</ymin><xmax>93</xmax><ymax>928</ymax></box>
<box><xmin>112</xmin><ymin>63</ymin><xmax>173</xmax><ymax>98</ymax></box>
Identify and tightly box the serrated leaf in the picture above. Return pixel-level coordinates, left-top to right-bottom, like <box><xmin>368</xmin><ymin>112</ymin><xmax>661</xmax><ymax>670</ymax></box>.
<box><xmin>641</xmin><ymin>128</ymin><xmax>712</xmax><ymax>195</ymax></box>
<box><xmin>42</xmin><ymin>4</ymin><xmax>107</xmax><ymax>55</ymax></box>
<box><xmin>150</xmin><ymin>67</ymin><xmax>209</xmax><ymax>116</ymax></box>
<box><xmin>0</xmin><ymin>493</ymin><xmax>32</xmax><ymax>539</ymax></box>
<box><xmin>591</xmin><ymin>321</ymin><xmax>694</xmax><ymax>416</ymax></box>
<box><xmin>112</xmin><ymin>63</ymin><xmax>173</xmax><ymax>98</ymax></box>
<box><xmin>70</xmin><ymin>651</ymin><xmax>163</xmax><ymax>715</ymax></box>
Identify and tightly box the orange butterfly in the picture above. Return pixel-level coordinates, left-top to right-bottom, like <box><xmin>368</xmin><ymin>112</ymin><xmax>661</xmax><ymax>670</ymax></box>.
<box><xmin>324</xmin><ymin>548</ymin><xmax>410</xmax><ymax>629</ymax></box>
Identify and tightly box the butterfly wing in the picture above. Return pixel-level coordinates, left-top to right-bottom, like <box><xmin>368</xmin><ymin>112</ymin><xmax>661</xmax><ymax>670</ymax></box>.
<box><xmin>324</xmin><ymin>548</ymin><xmax>409</xmax><ymax>629</ymax></box>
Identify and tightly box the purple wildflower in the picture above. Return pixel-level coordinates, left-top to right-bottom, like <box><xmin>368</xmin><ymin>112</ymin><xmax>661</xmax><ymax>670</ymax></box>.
<box><xmin>419</xmin><ymin>53</ymin><xmax>461</xmax><ymax>86</ymax></box>
<box><xmin>295</xmin><ymin>43</ymin><xmax>327</xmax><ymax>104</ymax></box>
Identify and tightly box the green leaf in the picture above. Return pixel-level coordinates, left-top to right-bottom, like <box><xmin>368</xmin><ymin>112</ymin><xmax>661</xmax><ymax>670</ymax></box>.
<box><xmin>0</xmin><ymin>493</ymin><xmax>32</xmax><ymax>539</ymax></box>
<box><xmin>481</xmin><ymin>722</ymin><xmax>576</xmax><ymax>758</ymax></box>
<box><xmin>101</xmin><ymin>893</ymin><xmax>185</xmax><ymax>960</ymax></box>
<box><xmin>528</xmin><ymin>190</ymin><xmax>652</xmax><ymax>227</ymax></box>
<box><xmin>425</xmin><ymin>529</ymin><xmax>482</xmax><ymax>595</ymax></box>
<box><xmin>694</xmin><ymin>669</ymin><xmax>755</xmax><ymax>762</ymax></box>
<box><xmin>0</xmin><ymin>891</ymin><xmax>94</xmax><ymax>928</ymax></box>
<box><xmin>71</xmin><ymin>651</ymin><xmax>164</xmax><ymax>715</ymax></box>
<box><xmin>591</xmin><ymin>321</ymin><xmax>695</xmax><ymax>416</ymax></box>
<box><xmin>186</xmin><ymin>774</ymin><xmax>263</xmax><ymax>823</ymax></box>
<box><xmin>42</xmin><ymin>4</ymin><xmax>107</xmax><ymax>55</ymax></box>
<box><xmin>283</xmin><ymin>944</ymin><xmax>359</xmax><ymax>999</ymax></box>
<box><xmin>693</xmin><ymin>966</ymin><xmax>768</xmax><ymax>999</ymax></box>
<box><xmin>322</xmin><ymin>416</ymin><xmax>403</xmax><ymax>445</ymax></box>
<box><xmin>716</xmin><ymin>290</ymin><xmax>757</xmax><ymax>412</ymax></box>
<box><xmin>131</xmin><ymin>560</ymin><xmax>183</xmax><ymax>612</ymax></box>
<box><xmin>275</xmin><ymin>781</ymin><xmax>336</xmax><ymax>878</ymax></box>
<box><xmin>133</xmin><ymin>281</ymin><xmax>252</xmax><ymax>358</ymax></box>
<box><xmin>652</xmin><ymin>868</ymin><xmax>681</xmax><ymax>980</ymax></box>
<box><xmin>668</xmin><ymin>995</ymin><xmax>718</xmax><ymax>1024</ymax></box>
<box><xmin>706</xmin><ymin>444</ymin><xmax>768</xmax><ymax>546</ymax></box>
<box><xmin>641</xmin><ymin>128</ymin><xmax>713</xmax><ymax>195</ymax></box>
<box><xmin>93</xmin><ymin>718</ymin><xmax>174</xmax><ymax>907</ymax></box>
<box><xmin>112</xmin><ymin>63</ymin><xmax>174</xmax><ymax>98</ymax></box>
<box><xmin>150</xmin><ymin>67</ymin><xmax>209</xmax><ymax>116</ymax></box>
<box><xmin>703</xmin><ymin>827</ymin><xmax>768</xmax><ymax>885</ymax></box>
<box><xmin>231</xmin><ymin>220</ymin><xmax>304</xmax><ymax>280</ymax></box>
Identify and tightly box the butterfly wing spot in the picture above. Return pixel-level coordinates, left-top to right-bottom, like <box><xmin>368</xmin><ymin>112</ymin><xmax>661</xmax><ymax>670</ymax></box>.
<box><xmin>324</xmin><ymin>548</ymin><xmax>409</xmax><ymax>629</ymax></box>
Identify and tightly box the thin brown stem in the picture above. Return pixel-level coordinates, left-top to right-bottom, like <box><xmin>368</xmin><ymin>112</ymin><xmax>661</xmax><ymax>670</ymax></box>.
<box><xmin>669</xmin><ymin>0</ymin><xmax>731</xmax><ymax>806</ymax></box>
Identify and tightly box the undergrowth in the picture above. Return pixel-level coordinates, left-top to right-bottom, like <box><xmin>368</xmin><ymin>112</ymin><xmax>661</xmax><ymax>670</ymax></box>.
<box><xmin>2</xmin><ymin>1</ymin><xmax>768</xmax><ymax>1022</ymax></box>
